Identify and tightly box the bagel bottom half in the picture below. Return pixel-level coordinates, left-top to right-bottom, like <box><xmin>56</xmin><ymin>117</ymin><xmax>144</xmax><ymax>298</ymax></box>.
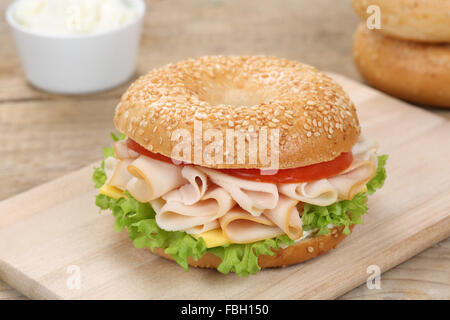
<box><xmin>353</xmin><ymin>24</ymin><xmax>450</xmax><ymax>108</ymax></box>
<box><xmin>153</xmin><ymin>226</ymin><xmax>353</xmax><ymax>269</ymax></box>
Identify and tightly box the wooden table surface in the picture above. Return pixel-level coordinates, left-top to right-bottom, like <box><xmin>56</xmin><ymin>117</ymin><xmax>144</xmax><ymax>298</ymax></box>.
<box><xmin>0</xmin><ymin>0</ymin><xmax>448</xmax><ymax>300</ymax></box>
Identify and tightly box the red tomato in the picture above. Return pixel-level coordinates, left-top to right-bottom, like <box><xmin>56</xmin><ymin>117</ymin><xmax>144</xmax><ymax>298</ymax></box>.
<box><xmin>218</xmin><ymin>152</ymin><xmax>353</xmax><ymax>183</ymax></box>
<box><xmin>127</xmin><ymin>138</ymin><xmax>178</xmax><ymax>164</ymax></box>
<box><xmin>126</xmin><ymin>138</ymin><xmax>353</xmax><ymax>183</ymax></box>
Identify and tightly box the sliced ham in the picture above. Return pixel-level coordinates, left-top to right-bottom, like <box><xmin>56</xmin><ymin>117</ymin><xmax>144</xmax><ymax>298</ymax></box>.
<box><xmin>327</xmin><ymin>138</ymin><xmax>378</xmax><ymax>200</ymax></box>
<box><xmin>178</xmin><ymin>166</ymin><xmax>208</xmax><ymax>205</ymax></box>
<box><xmin>263</xmin><ymin>196</ymin><xmax>302</xmax><ymax>240</ymax></box>
<box><xmin>278</xmin><ymin>179</ymin><xmax>338</xmax><ymax>206</ymax></box>
<box><xmin>198</xmin><ymin>167</ymin><xmax>278</xmax><ymax>216</ymax></box>
<box><xmin>114</xmin><ymin>140</ymin><xmax>139</xmax><ymax>159</ymax></box>
<box><xmin>153</xmin><ymin>187</ymin><xmax>234</xmax><ymax>234</ymax></box>
<box><xmin>219</xmin><ymin>207</ymin><xmax>284</xmax><ymax>243</ymax></box>
<box><xmin>107</xmin><ymin>159</ymin><xmax>133</xmax><ymax>189</ymax></box>
<box><xmin>352</xmin><ymin>135</ymin><xmax>379</xmax><ymax>164</ymax></box>
<box><xmin>328</xmin><ymin>160</ymin><xmax>376</xmax><ymax>200</ymax></box>
<box><xmin>126</xmin><ymin>156</ymin><xmax>185</xmax><ymax>202</ymax></box>
<box><xmin>185</xmin><ymin>220</ymin><xmax>220</xmax><ymax>235</ymax></box>
<box><xmin>104</xmin><ymin>156</ymin><xmax>120</xmax><ymax>183</ymax></box>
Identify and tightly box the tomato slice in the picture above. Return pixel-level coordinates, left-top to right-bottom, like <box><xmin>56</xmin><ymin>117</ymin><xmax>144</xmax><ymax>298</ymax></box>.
<box><xmin>126</xmin><ymin>138</ymin><xmax>353</xmax><ymax>183</ymax></box>
<box><xmin>218</xmin><ymin>152</ymin><xmax>353</xmax><ymax>183</ymax></box>
<box><xmin>127</xmin><ymin>138</ymin><xmax>178</xmax><ymax>164</ymax></box>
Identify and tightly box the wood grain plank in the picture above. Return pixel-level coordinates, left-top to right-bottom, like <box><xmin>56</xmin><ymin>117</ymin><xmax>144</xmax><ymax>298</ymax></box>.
<box><xmin>2</xmin><ymin>238</ymin><xmax>448</xmax><ymax>300</ymax></box>
<box><xmin>340</xmin><ymin>238</ymin><xmax>450</xmax><ymax>300</ymax></box>
<box><xmin>0</xmin><ymin>98</ymin><xmax>117</xmax><ymax>200</ymax></box>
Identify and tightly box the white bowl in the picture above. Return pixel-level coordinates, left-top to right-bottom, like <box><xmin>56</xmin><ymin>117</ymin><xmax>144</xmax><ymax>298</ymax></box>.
<box><xmin>6</xmin><ymin>0</ymin><xmax>146</xmax><ymax>94</ymax></box>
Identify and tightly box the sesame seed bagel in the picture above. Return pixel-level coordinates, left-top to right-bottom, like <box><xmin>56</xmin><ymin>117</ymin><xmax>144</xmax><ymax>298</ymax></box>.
<box><xmin>352</xmin><ymin>0</ymin><xmax>450</xmax><ymax>43</ymax></box>
<box><xmin>114</xmin><ymin>56</ymin><xmax>361</xmax><ymax>169</ymax></box>
<box><xmin>353</xmin><ymin>24</ymin><xmax>450</xmax><ymax>108</ymax></box>
<box><xmin>152</xmin><ymin>226</ymin><xmax>352</xmax><ymax>270</ymax></box>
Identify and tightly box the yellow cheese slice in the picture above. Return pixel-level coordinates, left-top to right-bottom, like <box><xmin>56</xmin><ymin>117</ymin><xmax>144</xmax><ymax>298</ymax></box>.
<box><xmin>193</xmin><ymin>229</ymin><xmax>231</xmax><ymax>248</ymax></box>
<box><xmin>99</xmin><ymin>184</ymin><xmax>124</xmax><ymax>200</ymax></box>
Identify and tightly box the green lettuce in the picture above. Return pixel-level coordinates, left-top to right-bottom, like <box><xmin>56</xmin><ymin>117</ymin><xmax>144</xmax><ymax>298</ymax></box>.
<box><xmin>93</xmin><ymin>137</ymin><xmax>387</xmax><ymax>277</ymax></box>
<box><xmin>302</xmin><ymin>193</ymin><xmax>367</xmax><ymax>236</ymax></box>
<box><xmin>210</xmin><ymin>235</ymin><xmax>293</xmax><ymax>277</ymax></box>
<box><xmin>367</xmin><ymin>154</ymin><xmax>388</xmax><ymax>195</ymax></box>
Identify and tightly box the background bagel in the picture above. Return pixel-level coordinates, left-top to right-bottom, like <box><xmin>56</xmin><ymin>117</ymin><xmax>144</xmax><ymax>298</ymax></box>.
<box><xmin>153</xmin><ymin>226</ymin><xmax>353</xmax><ymax>270</ymax></box>
<box><xmin>352</xmin><ymin>0</ymin><xmax>450</xmax><ymax>43</ymax></box>
<box><xmin>115</xmin><ymin>56</ymin><xmax>361</xmax><ymax>169</ymax></box>
<box><xmin>353</xmin><ymin>24</ymin><xmax>450</xmax><ymax>108</ymax></box>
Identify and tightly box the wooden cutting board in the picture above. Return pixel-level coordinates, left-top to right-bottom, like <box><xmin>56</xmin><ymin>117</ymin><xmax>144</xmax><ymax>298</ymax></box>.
<box><xmin>0</xmin><ymin>74</ymin><xmax>449</xmax><ymax>300</ymax></box>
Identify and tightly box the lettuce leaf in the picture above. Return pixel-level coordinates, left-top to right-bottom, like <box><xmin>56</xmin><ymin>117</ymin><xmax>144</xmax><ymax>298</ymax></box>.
<box><xmin>95</xmin><ymin>190</ymin><xmax>207</xmax><ymax>269</ymax></box>
<box><xmin>367</xmin><ymin>154</ymin><xmax>388</xmax><ymax>195</ymax></box>
<box><xmin>132</xmin><ymin>218</ymin><xmax>207</xmax><ymax>271</ymax></box>
<box><xmin>302</xmin><ymin>193</ymin><xmax>368</xmax><ymax>235</ymax></box>
<box><xmin>211</xmin><ymin>235</ymin><xmax>293</xmax><ymax>277</ymax></box>
<box><xmin>93</xmin><ymin>137</ymin><xmax>387</xmax><ymax>276</ymax></box>
<box><xmin>110</xmin><ymin>132</ymin><xmax>127</xmax><ymax>142</ymax></box>
<box><xmin>93</xmin><ymin>161</ymin><xmax>107</xmax><ymax>189</ymax></box>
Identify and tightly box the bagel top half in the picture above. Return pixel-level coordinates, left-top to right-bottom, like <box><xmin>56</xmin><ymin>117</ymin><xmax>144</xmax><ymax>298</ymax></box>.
<box><xmin>114</xmin><ymin>56</ymin><xmax>360</xmax><ymax>169</ymax></box>
<box><xmin>352</xmin><ymin>0</ymin><xmax>450</xmax><ymax>43</ymax></box>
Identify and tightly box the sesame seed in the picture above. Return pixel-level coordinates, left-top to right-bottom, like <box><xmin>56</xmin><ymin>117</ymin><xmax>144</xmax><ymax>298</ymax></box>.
<box><xmin>307</xmin><ymin>246</ymin><xmax>314</xmax><ymax>253</ymax></box>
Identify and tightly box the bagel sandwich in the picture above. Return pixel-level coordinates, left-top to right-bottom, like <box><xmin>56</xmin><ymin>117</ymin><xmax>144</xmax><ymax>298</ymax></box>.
<box><xmin>93</xmin><ymin>56</ymin><xmax>388</xmax><ymax>277</ymax></box>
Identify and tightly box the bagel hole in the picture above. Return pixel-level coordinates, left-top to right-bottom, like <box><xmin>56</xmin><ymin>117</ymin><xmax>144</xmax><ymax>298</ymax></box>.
<box><xmin>188</xmin><ymin>78</ymin><xmax>274</xmax><ymax>107</ymax></box>
<box><xmin>203</xmin><ymin>87</ymin><xmax>266</xmax><ymax>107</ymax></box>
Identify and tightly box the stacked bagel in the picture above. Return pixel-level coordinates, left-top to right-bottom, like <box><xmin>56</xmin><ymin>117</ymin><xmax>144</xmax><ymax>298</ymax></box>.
<box><xmin>352</xmin><ymin>0</ymin><xmax>450</xmax><ymax>108</ymax></box>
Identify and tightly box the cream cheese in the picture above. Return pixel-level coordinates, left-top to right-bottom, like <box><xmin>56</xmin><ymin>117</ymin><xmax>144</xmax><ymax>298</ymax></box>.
<box><xmin>14</xmin><ymin>0</ymin><xmax>138</xmax><ymax>35</ymax></box>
